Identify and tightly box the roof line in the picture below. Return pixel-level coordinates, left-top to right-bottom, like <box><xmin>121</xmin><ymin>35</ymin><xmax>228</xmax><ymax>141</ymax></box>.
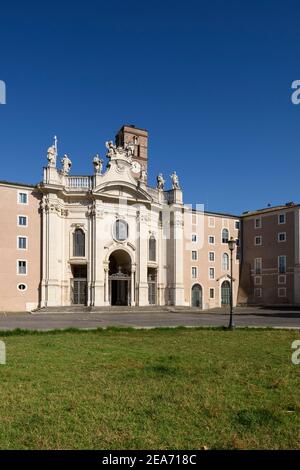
<box><xmin>0</xmin><ymin>180</ymin><xmax>36</xmax><ymax>189</ymax></box>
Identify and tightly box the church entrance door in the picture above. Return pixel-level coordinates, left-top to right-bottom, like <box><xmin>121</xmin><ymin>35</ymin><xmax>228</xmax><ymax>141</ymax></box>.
<box><xmin>71</xmin><ymin>265</ymin><xmax>87</xmax><ymax>305</ymax></box>
<box><xmin>108</xmin><ymin>250</ymin><xmax>132</xmax><ymax>306</ymax></box>
<box><xmin>111</xmin><ymin>278</ymin><xmax>129</xmax><ymax>306</ymax></box>
<box><xmin>72</xmin><ymin>279</ymin><xmax>87</xmax><ymax>305</ymax></box>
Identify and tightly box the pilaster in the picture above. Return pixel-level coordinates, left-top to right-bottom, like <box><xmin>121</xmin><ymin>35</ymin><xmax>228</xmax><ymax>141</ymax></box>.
<box><xmin>170</xmin><ymin>205</ymin><xmax>185</xmax><ymax>306</ymax></box>
<box><xmin>137</xmin><ymin>207</ymin><xmax>149</xmax><ymax>306</ymax></box>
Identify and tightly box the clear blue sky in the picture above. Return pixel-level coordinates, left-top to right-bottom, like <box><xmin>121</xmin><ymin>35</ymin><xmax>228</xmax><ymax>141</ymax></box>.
<box><xmin>0</xmin><ymin>0</ymin><xmax>299</xmax><ymax>214</ymax></box>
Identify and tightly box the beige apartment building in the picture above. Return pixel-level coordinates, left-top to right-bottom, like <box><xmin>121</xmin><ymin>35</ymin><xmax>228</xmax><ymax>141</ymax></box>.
<box><xmin>239</xmin><ymin>204</ymin><xmax>300</xmax><ymax>305</ymax></box>
<box><xmin>183</xmin><ymin>210</ymin><xmax>240</xmax><ymax>309</ymax></box>
<box><xmin>0</xmin><ymin>182</ymin><xmax>41</xmax><ymax>311</ymax></box>
<box><xmin>0</xmin><ymin>124</ymin><xmax>298</xmax><ymax>311</ymax></box>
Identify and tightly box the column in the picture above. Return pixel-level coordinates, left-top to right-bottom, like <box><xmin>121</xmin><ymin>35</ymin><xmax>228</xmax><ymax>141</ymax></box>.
<box><xmin>131</xmin><ymin>268</ymin><xmax>136</xmax><ymax>306</ymax></box>
<box><xmin>104</xmin><ymin>267</ymin><xmax>109</xmax><ymax>305</ymax></box>
<box><xmin>157</xmin><ymin>207</ymin><xmax>166</xmax><ymax>306</ymax></box>
<box><xmin>40</xmin><ymin>201</ymin><xmax>48</xmax><ymax>307</ymax></box>
<box><xmin>137</xmin><ymin>207</ymin><xmax>149</xmax><ymax>306</ymax></box>
<box><xmin>93</xmin><ymin>201</ymin><xmax>105</xmax><ymax>306</ymax></box>
<box><xmin>45</xmin><ymin>196</ymin><xmax>63</xmax><ymax>306</ymax></box>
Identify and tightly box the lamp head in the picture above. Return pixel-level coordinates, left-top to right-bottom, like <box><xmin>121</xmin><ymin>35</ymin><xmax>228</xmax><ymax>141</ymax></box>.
<box><xmin>228</xmin><ymin>236</ymin><xmax>236</xmax><ymax>251</ymax></box>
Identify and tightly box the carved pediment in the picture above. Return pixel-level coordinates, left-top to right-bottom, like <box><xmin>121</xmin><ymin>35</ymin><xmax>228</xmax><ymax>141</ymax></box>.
<box><xmin>93</xmin><ymin>181</ymin><xmax>153</xmax><ymax>203</ymax></box>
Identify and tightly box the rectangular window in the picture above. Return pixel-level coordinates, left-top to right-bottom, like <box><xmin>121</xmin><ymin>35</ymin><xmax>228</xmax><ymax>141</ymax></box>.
<box><xmin>254</xmin><ymin>276</ymin><xmax>262</xmax><ymax>285</ymax></box>
<box><xmin>17</xmin><ymin>260</ymin><xmax>27</xmax><ymax>275</ymax></box>
<box><xmin>209</xmin><ymin>267</ymin><xmax>215</xmax><ymax>279</ymax></box>
<box><xmin>222</xmin><ymin>218</ymin><xmax>228</xmax><ymax>228</ymax></box>
<box><xmin>192</xmin><ymin>267</ymin><xmax>197</xmax><ymax>278</ymax></box>
<box><xmin>209</xmin><ymin>288</ymin><xmax>214</xmax><ymax>299</ymax></box>
<box><xmin>149</xmin><ymin>236</ymin><xmax>156</xmax><ymax>262</ymax></box>
<box><xmin>254</xmin><ymin>288</ymin><xmax>262</xmax><ymax>297</ymax></box>
<box><xmin>208</xmin><ymin>236</ymin><xmax>215</xmax><ymax>244</ymax></box>
<box><xmin>191</xmin><ymin>234</ymin><xmax>197</xmax><ymax>242</ymax></box>
<box><xmin>208</xmin><ymin>217</ymin><xmax>215</xmax><ymax>228</ymax></box>
<box><xmin>191</xmin><ymin>250</ymin><xmax>197</xmax><ymax>261</ymax></box>
<box><xmin>278</xmin><ymin>275</ymin><xmax>286</xmax><ymax>285</ymax></box>
<box><xmin>278</xmin><ymin>232</ymin><xmax>286</xmax><ymax>242</ymax></box>
<box><xmin>254</xmin><ymin>258</ymin><xmax>262</xmax><ymax>274</ymax></box>
<box><xmin>235</xmin><ymin>220</ymin><xmax>240</xmax><ymax>230</ymax></box>
<box><xmin>278</xmin><ymin>287</ymin><xmax>286</xmax><ymax>297</ymax></box>
<box><xmin>278</xmin><ymin>255</ymin><xmax>286</xmax><ymax>274</ymax></box>
<box><xmin>278</xmin><ymin>213</ymin><xmax>286</xmax><ymax>224</ymax></box>
<box><xmin>18</xmin><ymin>215</ymin><xmax>28</xmax><ymax>226</ymax></box>
<box><xmin>18</xmin><ymin>237</ymin><xmax>27</xmax><ymax>250</ymax></box>
<box><xmin>255</xmin><ymin>236</ymin><xmax>262</xmax><ymax>246</ymax></box>
<box><xmin>254</xmin><ymin>217</ymin><xmax>262</xmax><ymax>229</ymax></box>
<box><xmin>73</xmin><ymin>229</ymin><xmax>86</xmax><ymax>257</ymax></box>
<box><xmin>18</xmin><ymin>192</ymin><xmax>28</xmax><ymax>204</ymax></box>
<box><xmin>208</xmin><ymin>251</ymin><xmax>215</xmax><ymax>262</ymax></box>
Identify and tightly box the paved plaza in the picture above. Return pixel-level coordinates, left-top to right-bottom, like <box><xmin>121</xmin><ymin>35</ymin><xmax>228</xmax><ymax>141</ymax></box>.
<box><xmin>0</xmin><ymin>306</ymin><xmax>300</xmax><ymax>331</ymax></box>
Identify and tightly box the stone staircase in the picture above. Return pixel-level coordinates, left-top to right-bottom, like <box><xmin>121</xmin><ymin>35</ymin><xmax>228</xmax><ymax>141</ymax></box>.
<box><xmin>32</xmin><ymin>305</ymin><xmax>202</xmax><ymax>314</ymax></box>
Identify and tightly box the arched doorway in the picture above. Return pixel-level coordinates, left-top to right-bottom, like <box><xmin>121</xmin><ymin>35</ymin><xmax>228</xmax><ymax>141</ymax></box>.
<box><xmin>221</xmin><ymin>280</ymin><xmax>231</xmax><ymax>306</ymax></box>
<box><xmin>191</xmin><ymin>284</ymin><xmax>202</xmax><ymax>308</ymax></box>
<box><xmin>108</xmin><ymin>250</ymin><xmax>131</xmax><ymax>306</ymax></box>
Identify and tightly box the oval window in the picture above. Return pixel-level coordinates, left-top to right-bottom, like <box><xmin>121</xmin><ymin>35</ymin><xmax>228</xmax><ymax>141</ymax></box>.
<box><xmin>17</xmin><ymin>283</ymin><xmax>27</xmax><ymax>292</ymax></box>
<box><xmin>113</xmin><ymin>219</ymin><xmax>128</xmax><ymax>241</ymax></box>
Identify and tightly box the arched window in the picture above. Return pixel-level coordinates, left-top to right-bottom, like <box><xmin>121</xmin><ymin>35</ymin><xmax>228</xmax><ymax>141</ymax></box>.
<box><xmin>73</xmin><ymin>229</ymin><xmax>85</xmax><ymax>257</ymax></box>
<box><xmin>149</xmin><ymin>235</ymin><xmax>156</xmax><ymax>261</ymax></box>
<box><xmin>222</xmin><ymin>253</ymin><xmax>229</xmax><ymax>271</ymax></box>
<box><xmin>222</xmin><ymin>228</ymin><xmax>229</xmax><ymax>244</ymax></box>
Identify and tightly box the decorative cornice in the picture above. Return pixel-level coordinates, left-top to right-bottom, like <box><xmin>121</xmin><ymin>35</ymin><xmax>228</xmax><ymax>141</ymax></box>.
<box><xmin>40</xmin><ymin>197</ymin><xmax>69</xmax><ymax>217</ymax></box>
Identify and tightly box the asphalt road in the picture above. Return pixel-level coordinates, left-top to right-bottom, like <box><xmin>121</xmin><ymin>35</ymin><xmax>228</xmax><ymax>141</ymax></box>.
<box><xmin>0</xmin><ymin>307</ymin><xmax>300</xmax><ymax>330</ymax></box>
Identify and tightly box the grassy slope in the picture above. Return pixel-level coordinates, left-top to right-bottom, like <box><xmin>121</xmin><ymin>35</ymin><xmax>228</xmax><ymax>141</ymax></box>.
<box><xmin>0</xmin><ymin>328</ymin><xmax>299</xmax><ymax>450</ymax></box>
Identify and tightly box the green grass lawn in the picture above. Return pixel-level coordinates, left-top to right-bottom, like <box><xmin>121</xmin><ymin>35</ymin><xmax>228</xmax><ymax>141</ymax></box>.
<box><xmin>0</xmin><ymin>327</ymin><xmax>299</xmax><ymax>450</ymax></box>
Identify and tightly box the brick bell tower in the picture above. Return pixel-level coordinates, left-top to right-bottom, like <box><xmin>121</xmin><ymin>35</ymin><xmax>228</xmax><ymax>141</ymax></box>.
<box><xmin>115</xmin><ymin>125</ymin><xmax>148</xmax><ymax>181</ymax></box>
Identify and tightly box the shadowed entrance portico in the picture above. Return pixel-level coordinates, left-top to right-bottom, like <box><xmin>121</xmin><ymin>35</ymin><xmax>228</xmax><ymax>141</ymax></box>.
<box><xmin>108</xmin><ymin>250</ymin><xmax>132</xmax><ymax>306</ymax></box>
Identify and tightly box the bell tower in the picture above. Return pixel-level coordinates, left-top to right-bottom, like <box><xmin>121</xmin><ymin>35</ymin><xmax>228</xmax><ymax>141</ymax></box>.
<box><xmin>115</xmin><ymin>125</ymin><xmax>148</xmax><ymax>181</ymax></box>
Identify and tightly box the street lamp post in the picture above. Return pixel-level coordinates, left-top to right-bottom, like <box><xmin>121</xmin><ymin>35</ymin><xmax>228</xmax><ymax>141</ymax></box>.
<box><xmin>227</xmin><ymin>237</ymin><xmax>236</xmax><ymax>330</ymax></box>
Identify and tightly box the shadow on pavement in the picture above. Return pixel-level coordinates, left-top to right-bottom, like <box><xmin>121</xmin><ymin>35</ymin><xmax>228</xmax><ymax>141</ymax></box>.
<box><xmin>234</xmin><ymin>306</ymin><xmax>300</xmax><ymax>319</ymax></box>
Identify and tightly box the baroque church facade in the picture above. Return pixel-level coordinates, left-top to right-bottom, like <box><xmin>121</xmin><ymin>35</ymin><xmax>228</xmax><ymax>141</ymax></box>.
<box><xmin>1</xmin><ymin>124</ymin><xmax>299</xmax><ymax>312</ymax></box>
<box><xmin>40</xmin><ymin>125</ymin><xmax>186</xmax><ymax>308</ymax></box>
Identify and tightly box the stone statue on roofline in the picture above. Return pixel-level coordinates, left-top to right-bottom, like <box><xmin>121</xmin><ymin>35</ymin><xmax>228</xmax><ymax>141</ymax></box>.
<box><xmin>105</xmin><ymin>140</ymin><xmax>117</xmax><ymax>158</ymax></box>
<box><xmin>61</xmin><ymin>154</ymin><xmax>72</xmax><ymax>175</ymax></box>
<box><xmin>156</xmin><ymin>173</ymin><xmax>165</xmax><ymax>190</ymax></box>
<box><xmin>93</xmin><ymin>154</ymin><xmax>103</xmax><ymax>174</ymax></box>
<box><xmin>47</xmin><ymin>136</ymin><xmax>58</xmax><ymax>168</ymax></box>
<box><xmin>170</xmin><ymin>171</ymin><xmax>180</xmax><ymax>190</ymax></box>
<box><xmin>105</xmin><ymin>140</ymin><xmax>134</xmax><ymax>161</ymax></box>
